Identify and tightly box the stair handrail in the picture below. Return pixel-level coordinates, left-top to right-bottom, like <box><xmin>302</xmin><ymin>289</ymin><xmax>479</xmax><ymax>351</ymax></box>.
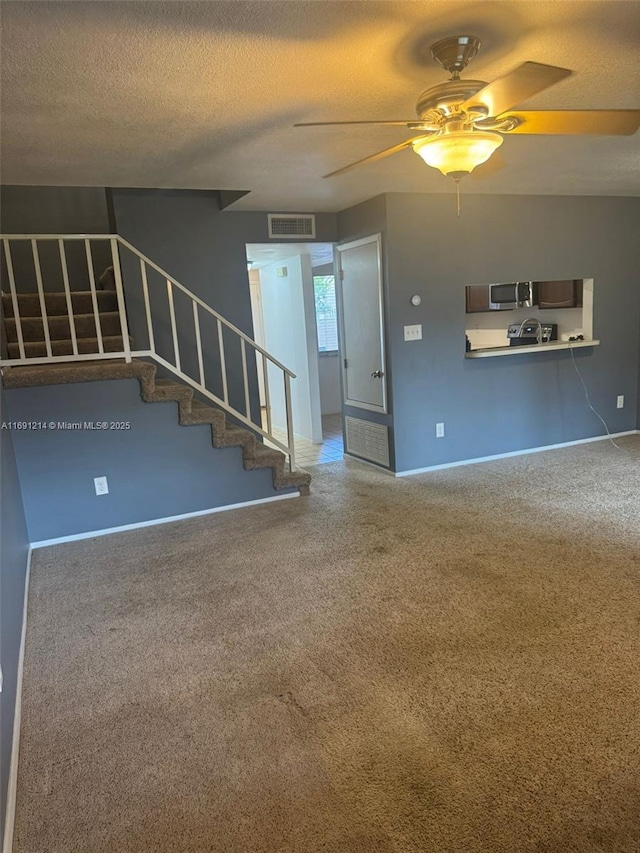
<box><xmin>116</xmin><ymin>237</ymin><xmax>296</xmax><ymax>378</ymax></box>
<box><xmin>0</xmin><ymin>233</ymin><xmax>298</xmax><ymax>470</ymax></box>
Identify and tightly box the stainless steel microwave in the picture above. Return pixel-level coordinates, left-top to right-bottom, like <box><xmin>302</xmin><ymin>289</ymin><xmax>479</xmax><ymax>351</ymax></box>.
<box><xmin>489</xmin><ymin>282</ymin><xmax>532</xmax><ymax>310</ymax></box>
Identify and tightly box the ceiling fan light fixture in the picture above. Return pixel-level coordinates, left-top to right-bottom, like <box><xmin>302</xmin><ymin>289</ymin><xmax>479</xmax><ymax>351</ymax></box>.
<box><xmin>412</xmin><ymin>130</ymin><xmax>503</xmax><ymax>178</ymax></box>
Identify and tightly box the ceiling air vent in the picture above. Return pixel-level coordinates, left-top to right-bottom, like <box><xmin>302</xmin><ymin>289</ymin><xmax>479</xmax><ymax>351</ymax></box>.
<box><xmin>267</xmin><ymin>213</ymin><xmax>316</xmax><ymax>239</ymax></box>
<box><xmin>345</xmin><ymin>416</ymin><xmax>390</xmax><ymax>468</ymax></box>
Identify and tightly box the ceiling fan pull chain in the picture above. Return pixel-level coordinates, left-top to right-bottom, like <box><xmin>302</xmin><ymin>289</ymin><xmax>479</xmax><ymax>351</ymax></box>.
<box><xmin>456</xmin><ymin>179</ymin><xmax>461</xmax><ymax>217</ymax></box>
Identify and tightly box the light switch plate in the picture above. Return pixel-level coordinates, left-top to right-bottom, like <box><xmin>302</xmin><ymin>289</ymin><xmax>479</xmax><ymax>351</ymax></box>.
<box><xmin>404</xmin><ymin>324</ymin><xmax>422</xmax><ymax>341</ymax></box>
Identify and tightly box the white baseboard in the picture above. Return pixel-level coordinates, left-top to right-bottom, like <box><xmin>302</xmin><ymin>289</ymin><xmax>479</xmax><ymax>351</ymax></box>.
<box><xmin>395</xmin><ymin>430</ymin><xmax>639</xmax><ymax>477</ymax></box>
<box><xmin>30</xmin><ymin>491</ymin><xmax>299</xmax><ymax>549</ymax></box>
<box><xmin>2</xmin><ymin>547</ymin><xmax>32</xmax><ymax>853</ymax></box>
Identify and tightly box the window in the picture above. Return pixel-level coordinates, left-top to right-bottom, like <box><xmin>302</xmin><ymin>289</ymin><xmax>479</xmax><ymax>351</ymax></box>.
<box><xmin>313</xmin><ymin>275</ymin><xmax>339</xmax><ymax>353</ymax></box>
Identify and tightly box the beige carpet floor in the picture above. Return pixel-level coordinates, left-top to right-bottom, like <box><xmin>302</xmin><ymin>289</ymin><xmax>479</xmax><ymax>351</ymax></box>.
<box><xmin>13</xmin><ymin>436</ymin><xmax>640</xmax><ymax>853</ymax></box>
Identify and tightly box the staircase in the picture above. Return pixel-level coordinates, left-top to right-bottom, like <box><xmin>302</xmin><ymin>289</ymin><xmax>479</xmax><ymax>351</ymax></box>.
<box><xmin>3</xmin><ymin>289</ymin><xmax>129</xmax><ymax>358</ymax></box>
<box><xmin>2</xmin><ymin>358</ymin><xmax>310</xmax><ymax>493</ymax></box>
<box><xmin>0</xmin><ymin>234</ymin><xmax>311</xmax><ymax>496</ymax></box>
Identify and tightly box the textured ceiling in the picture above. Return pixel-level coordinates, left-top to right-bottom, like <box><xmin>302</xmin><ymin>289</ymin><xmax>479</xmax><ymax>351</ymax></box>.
<box><xmin>1</xmin><ymin>1</ymin><xmax>639</xmax><ymax>211</ymax></box>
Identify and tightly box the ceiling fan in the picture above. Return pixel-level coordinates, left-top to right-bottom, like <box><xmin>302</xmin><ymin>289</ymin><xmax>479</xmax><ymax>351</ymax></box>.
<box><xmin>295</xmin><ymin>35</ymin><xmax>640</xmax><ymax>184</ymax></box>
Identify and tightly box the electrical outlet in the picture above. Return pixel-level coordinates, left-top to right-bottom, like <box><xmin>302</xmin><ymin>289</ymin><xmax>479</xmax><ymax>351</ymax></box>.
<box><xmin>436</xmin><ymin>422</ymin><xmax>445</xmax><ymax>438</ymax></box>
<box><xmin>94</xmin><ymin>476</ymin><xmax>109</xmax><ymax>496</ymax></box>
<box><xmin>617</xmin><ymin>395</ymin><xmax>624</xmax><ymax>409</ymax></box>
<box><xmin>404</xmin><ymin>324</ymin><xmax>422</xmax><ymax>341</ymax></box>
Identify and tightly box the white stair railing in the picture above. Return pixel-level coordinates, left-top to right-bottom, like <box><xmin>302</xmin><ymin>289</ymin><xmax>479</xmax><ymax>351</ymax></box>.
<box><xmin>0</xmin><ymin>234</ymin><xmax>297</xmax><ymax>470</ymax></box>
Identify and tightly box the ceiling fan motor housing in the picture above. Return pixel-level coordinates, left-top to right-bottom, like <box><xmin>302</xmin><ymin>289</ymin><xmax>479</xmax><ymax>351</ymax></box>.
<box><xmin>416</xmin><ymin>79</ymin><xmax>488</xmax><ymax>124</ymax></box>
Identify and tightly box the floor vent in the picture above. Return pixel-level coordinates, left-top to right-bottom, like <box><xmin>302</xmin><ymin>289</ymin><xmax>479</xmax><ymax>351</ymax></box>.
<box><xmin>267</xmin><ymin>213</ymin><xmax>316</xmax><ymax>239</ymax></box>
<box><xmin>345</xmin><ymin>416</ymin><xmax>389</xmax><ymax>467</ymax></box>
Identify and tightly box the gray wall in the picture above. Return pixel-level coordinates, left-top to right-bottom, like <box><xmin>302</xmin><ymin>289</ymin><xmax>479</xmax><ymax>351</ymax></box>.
<box><xmin>0</xmin><ymin>185</ymin><xmax>112</xmax><ymax>235</ymax></box>
<box><xmin>338</xmin><ymin>193</ymin><xmax>640</xmax><ymax>473</ymax></box>
<box><xmin>6</xmin><ymin>379</ymin><xmax>294</xmax><ymax>543</ymax></box>
<box><xmin>0</xmin><ymin>386</ymin><xmax>30</xmax><ymax>832</ymax></box>
<box><xmin>0</xmin><ymin>186</ymin><xmax>113</xmax><ymax>292</ymax></box>
<box><xmin>110</xmin><ymin>189</ymin><xmax>337</xmax><ymax>423</ymax></box>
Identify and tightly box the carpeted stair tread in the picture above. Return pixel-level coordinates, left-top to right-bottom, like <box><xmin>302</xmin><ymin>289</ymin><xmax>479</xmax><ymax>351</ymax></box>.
<box><xmin>181</xmin><ymin>400</ymin><xmax>226</xmax><ymax>428</ymax></box>
<box><xmin>245</xmin><ymin>444</ymin><xmax>312</xmax><ymax>490</ymax></box>
<box><xmin>1</xmin><ymin>359</ymin><xmax>154</xmax><ymax>389</ymax></box>
<box><xmin>216</xmin><ymin>424</ymin><xmax>257</xmax><ymax>451</ymax></box>
<box><xmin>149</xmin><ymin>379</ymin><xmax>194</xmax><ymax>406</ymax></box>
<box><xmin>278</xmin><ymin>470</ymin><xmax>312</xmax><ymax>493</ymax></box>
<box><xmin>247</xmin><ymin>442</ymin><xmax>288</xmax><ymax>468</ymax></box>
<box><xmin>7</xmin><ymin>335</ymin><xmax>132</xmax><ymax>358</ymax></box>
<box><xmin>2</xmin><ymin>290</ymin><xmax>119</xmax><ymax>318</ymax></box>
<box><xmin>4</xmin><ymin>312</ymin><xmax>123</xmax><ymax>343</ymax></box>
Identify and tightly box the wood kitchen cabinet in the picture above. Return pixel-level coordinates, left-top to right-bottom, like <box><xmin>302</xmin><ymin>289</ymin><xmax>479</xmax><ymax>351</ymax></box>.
<box><xmin>535</xmin><ymin>279</ymin><xmax>583</xmax><ymax>309</ymax></box>
<box><xmin>465</xmin><ymin>284</ymin><xmax>491</xmax><ymax>313</ymax></box>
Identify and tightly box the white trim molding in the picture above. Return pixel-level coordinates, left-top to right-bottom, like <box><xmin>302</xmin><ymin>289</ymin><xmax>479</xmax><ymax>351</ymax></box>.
<box><xmin>2</xmin><ymin>548</ymin><xmax>32</xmax><ymax>853</ymax></box>
<box><xmin>395</xmin><ymin>430</ymin><xmax>639</xmax><ymax>477</ymax></box>
<box><xmin>30</xmin><ymin>492</ymin><xmax>299</xmax><ymax>549</ymax></box>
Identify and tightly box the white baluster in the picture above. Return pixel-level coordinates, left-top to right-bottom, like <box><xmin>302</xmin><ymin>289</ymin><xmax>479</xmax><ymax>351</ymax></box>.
<box><xmin>284</xmin><ymin>372</ymin><xmax>296</xmax><ymax>471</ymax></box>
<box><xmin>140</xmin><ymin>259</ymin><xmax>155</xmax><ymax>352</ymax></box>
<box><xmin>241</xmin><ymin>338</ymin><xmax>250</xmax><ymax>418</ymax></box>
<box><xmin>217</xmin><ymin>319</ymin><xmax>228</xmax><ymax>405</ymax></box>
<box><xmin>193</xmin><ymin>301</ymin><xmax>205</xmax><ymax>387</ymax></box>
<box><xmin>167</xmin><ymin>280</ymin><xmax>180</xmax><ymax>370</ymax></box>
<box><xmin>84</xmin><ymin>239</ymin><xmax>104</xmax><ymax>353</ymax></box>
<box><xmin>2</xmin><ymin>240</ymin><xmax>26</xmax><ymax>360</ymax></box>
<box><xmin>110</xmin><ymin>238</ymin><xmax>132</xmax><ymax>363</ymax></box>
<box><xmin>58</xmin><ymin>240</ymin><xmax>79</xmax><ymax>356</ymax></box>
<box><xmin>262</xmin><ymin>354</ymin><xmax>272</xmax><ymax>436</ymax></box>
<box><xmin>31</xmin><ymin>239</ymin><xmax>53</xmax><ymax>358</ymax></box>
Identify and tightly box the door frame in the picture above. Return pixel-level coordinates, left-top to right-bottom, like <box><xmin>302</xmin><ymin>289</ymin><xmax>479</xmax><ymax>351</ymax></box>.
<box><xmin>336</xmin><ymin>233</ymin><xmax>388</xmax><ymax>414</ymax></box>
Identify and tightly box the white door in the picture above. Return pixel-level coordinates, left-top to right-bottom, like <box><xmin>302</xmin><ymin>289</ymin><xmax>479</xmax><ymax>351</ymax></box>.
<box><xmin>337</xmin><ymin>234</ymin><xmax>387</xmax><ymax>413</ymax></box>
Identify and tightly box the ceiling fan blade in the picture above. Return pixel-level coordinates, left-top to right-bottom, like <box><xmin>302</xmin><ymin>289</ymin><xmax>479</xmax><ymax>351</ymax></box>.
<box><xmin>323</xmin><ymin>135</ymin><xmax>433</xmax><ymax>178</ymax></box>
<box><xmin>295</xmin><ymin>120</ymin><xmax>431</xmax><ymax>128</ymax></box>
<box><xmin>498</xmin><ymin>109</ymin><xmax>640</xmax><ymax>135</ymax></box>
<box><xmin>460</xmin><ymin>62</ymin><xmax>572</xmax><ymax>117</ymax></box>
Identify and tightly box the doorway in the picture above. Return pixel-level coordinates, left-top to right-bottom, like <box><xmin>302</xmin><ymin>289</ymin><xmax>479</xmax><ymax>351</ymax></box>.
<box><xmin>246</xmin><ymin>242</ymin><xmax>344</xmax><ymax>466</ymax></box>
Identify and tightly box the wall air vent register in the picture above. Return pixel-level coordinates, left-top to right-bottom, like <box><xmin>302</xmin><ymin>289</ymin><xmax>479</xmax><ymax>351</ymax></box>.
<box><xmin>345</xmin><ymin>416</ymin><xmax>390</xmax><ymax>467</ymax></box>
<box><xmin>267</xmin><ymin>213</ymin><xmax>316</xmax><ymax>239</ymax></box>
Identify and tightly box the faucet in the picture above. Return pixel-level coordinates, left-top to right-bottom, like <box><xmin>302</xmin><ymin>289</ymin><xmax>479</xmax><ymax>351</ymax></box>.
<box><xmin>518</xmin><ymin>317</ymin><xmax>544</xmax><ymax>344</ymax></box>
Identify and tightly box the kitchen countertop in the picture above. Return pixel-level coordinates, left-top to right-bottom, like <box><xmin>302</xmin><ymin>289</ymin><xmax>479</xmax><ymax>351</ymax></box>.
<box><xmin>465</xmin><ymin>339</ymin><xmax>600</xmax><ymax>359</ymax></box>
